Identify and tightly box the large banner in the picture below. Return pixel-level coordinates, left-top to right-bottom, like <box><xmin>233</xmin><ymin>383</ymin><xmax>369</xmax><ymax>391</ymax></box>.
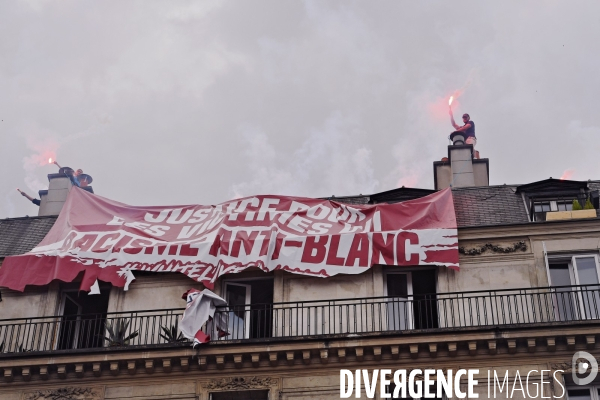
<box><xmin>0</xmin><ymin>188</ymin><xmax>458</xmax><ymax>292</ymax></box>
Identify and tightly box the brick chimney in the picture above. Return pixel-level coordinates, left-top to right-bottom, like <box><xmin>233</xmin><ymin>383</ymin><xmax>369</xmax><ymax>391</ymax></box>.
<box><xmin>433</xmin><ymin>133</ymin><xmax>489</xmax><ymax>190</ymax></box>
<box><xmin>37</xmin><ymin>173</ymin><xmax>94</xmax><ymax>216</ymax></box>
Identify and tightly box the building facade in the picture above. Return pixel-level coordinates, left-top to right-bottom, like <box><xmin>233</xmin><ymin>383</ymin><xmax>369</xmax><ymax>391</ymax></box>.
<box><xmin>1</xmin><ymin>143</ymin><xmax>600</xmax><ymax>400</ymax></box>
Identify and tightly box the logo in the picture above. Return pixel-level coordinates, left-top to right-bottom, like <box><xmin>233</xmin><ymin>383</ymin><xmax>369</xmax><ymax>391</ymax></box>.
<box><xmin>572</xmin><ymin>351</ymin><xmax>599</xmax><ymax>385</ymax></box>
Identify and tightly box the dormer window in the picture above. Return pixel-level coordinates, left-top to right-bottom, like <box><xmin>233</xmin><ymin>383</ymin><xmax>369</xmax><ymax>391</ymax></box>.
<box><xmin>517</xmin><ymin>178</ymin><xmax>598</xmax><ymax>222</ymax></box>
<box><xmin>532</xmin><ymin>199</ymin><xmax>574</xmax><ymax>221</ymax></box>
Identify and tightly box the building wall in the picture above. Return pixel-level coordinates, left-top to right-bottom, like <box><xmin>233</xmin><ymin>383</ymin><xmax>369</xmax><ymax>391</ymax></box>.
<box><xmin>107</xmin><ymin>273</ymin><xmax>204</xmax><ymax>313</ymax></box>
<box><xmin>2</xmin><ymin>224</ymin><xmax>599</xmax><ymax>319</ymax></box>
<box><xmin>0</xmin><ymin>220</ymin><xmax>599</xmax><ymax>400</ymax></box>
<box><xmin>282</xmin><ymin>267</ymin><xmax>382</xmax><ymax>303</ymax></box>
<box><xmin>0</xmin><ymin>283</ymin><xmax>59</xmax><ymax>320</ymax></box>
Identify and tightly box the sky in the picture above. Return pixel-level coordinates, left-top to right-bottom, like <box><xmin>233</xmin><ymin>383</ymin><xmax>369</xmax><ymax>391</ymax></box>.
<box><xmin>1</xmin><ymin>0</ymin><xmax>599</xmax><ymax>218</ymax></box>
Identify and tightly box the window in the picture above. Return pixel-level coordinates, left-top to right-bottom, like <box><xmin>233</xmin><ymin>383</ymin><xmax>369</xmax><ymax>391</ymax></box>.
<box><xmin>533</xmin><ymin>199</ymin><xmax>574</xmax><ymax>221</ymax></box>
<box><xmin>533</xmin><ymin>202</ymin><xmax>552</xmax><ymax>221</ymax></box>
<box><xmin>386</xmin><ymin>273</ymin><xmax>413</xmax><ymax>330</ymax></box>
<box><xmin>548</xmin><ymin>255</ymin><xmax>600</xmax><ymax>321</ymax></box>
<box><xmin>566</xmin><ymin>386</ymin><xmax>600</xmax><ymax>400</ymax></box>
<box><xmin>57</xmin><ymin>286</ymin><xmax>110</xmax><ymax>350</ymax></box>
<box><xmin>385</xmin><ymin>269</ymin><xmax>438</xmax><ymax>331</ymax></box>
<box><xmin>517</xmin><ymin>178</ymin><xmax>598</xmax><ymax>222</ymax></box>
<box><xmin>210</xmin><ymin>390</ymin><xmax>269</xmax><ymax>400</ymax></box>
<box><xmin>223</xmin><ymin>278</ymin><xmax>273</xmax><ymax>340</ymax></box>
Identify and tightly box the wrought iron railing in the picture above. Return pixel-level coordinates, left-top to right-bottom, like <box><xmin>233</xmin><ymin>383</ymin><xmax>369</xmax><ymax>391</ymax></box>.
<box><xmin>0</xmin><ymin>285</ymin><xmax>599</xmax><ymax>354</ymax></box>
<box><xmin>0</xmin><ymin>308</ymin><xmax>185</xmax><ymax>354</ymax></box>
<box><xmin>207</xmin><ymin>284</ymin><xmax>600</xmax><ymax>341</ymax></box>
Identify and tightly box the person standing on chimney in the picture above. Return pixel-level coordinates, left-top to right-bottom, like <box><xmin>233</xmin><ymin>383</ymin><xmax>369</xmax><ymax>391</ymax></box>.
<box><xmin>450</xmin><ymin>111</ymin><xmax>479</xmax><ymax>159</ymax></box>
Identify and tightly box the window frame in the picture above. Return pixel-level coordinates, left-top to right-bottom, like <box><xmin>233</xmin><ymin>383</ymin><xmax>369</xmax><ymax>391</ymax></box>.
<box><xmin>383</xmin><ymin>271</ymin><xmax>414</xmax><ymax>331</ymax></box>
<box><xmin>55</xmin><ymin>292</ymin><xmax>83</xmax><ymax>350</ymax></box>
<box><xmin>548</xmin><ymin>254</ymin><xmax>600</xmax><ymax>286</ymax></box>
<box><xmin>529</xmin><ymin>195</ymin><xmax>585</xmax><ymax>221</ymax></box>
<box><xmin>220</xmin><ymin>276</ymin><xmax>275</xmax><ymax>340</ymax></box>
<box><xmin>566</xmin><ymin>384</ymin><xmax>600</xmax><ymax>400</ymax></box>
<box><xmin>571</xmin><ymin>255</ymin><xmax>600</xmax><ymax>286</ymax></box>
<box><xmin>223</xmin><ymin>281</ymin><xmax>252</xmax><ymax>340</ymax></box>
<box><xmin>548</xmin><ymin>254</ymin><xmax>600</xmax><ymax>320</ymax></box>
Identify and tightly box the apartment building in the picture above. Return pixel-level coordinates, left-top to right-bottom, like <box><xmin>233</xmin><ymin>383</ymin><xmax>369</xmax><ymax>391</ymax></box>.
<box><xmin>0</xmin><ymin>140</ymin><xmax>599</xmax><ymax>400</ymax></box>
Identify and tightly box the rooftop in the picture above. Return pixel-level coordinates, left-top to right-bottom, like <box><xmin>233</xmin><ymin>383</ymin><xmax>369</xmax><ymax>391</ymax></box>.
<box><xmin>0</xmin><ymin>215</ymin><xmax>58</xmax><ymax>257</ymax></box>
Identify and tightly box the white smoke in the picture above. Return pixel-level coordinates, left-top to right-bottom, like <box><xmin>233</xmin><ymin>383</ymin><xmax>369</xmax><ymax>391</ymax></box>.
<box><xmin>22</xmin><ymin>134</ymin><xmax>59</xmax><ymax>192</ymax></box>
<box><xmin>231</xmin><ymin>112</ymin><xmax>379</xmax><ymax>198</ymax></box>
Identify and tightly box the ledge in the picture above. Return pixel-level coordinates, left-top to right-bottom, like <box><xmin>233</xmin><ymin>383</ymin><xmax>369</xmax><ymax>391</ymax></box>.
<box><xmin>0</xmin><ymin>321</ymin><xmax>599</xmax><ymax>384</ymax></box>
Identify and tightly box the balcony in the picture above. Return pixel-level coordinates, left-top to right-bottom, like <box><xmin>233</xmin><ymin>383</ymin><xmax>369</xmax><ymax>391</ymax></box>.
<box><xmin>0</xmin><ymin>285</ymin><xmax>599</xmax><ymax>356</ymax></box>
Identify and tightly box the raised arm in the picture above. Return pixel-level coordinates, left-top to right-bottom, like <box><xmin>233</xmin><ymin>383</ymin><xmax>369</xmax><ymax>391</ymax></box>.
<box><xmin>18</xmin><ymin>189</ymin><xmax>34</xmax><ymax>202</ymax></box>
<box><xmin>449</xmin><ymin>108</ymin><xmax>459</xmax><ymax>130</ymax></box>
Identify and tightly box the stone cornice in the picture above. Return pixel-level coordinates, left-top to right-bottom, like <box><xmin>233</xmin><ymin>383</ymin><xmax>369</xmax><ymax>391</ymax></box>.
<box><xmin>0</xmin><ymin>322</ymin><xmax>598</xmax><ymax>384</ymax></box>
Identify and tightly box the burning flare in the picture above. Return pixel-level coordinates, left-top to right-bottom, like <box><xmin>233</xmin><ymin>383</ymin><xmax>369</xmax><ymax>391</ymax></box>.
<box><xmin>448</xmin><ymin>96</ymin><xmax>454</xmax><ymax>106</ymax></box>
<box><xmin>48</xmin><ymin>158</ymin><xmax>53</xmax><ymax>164</ymax></box>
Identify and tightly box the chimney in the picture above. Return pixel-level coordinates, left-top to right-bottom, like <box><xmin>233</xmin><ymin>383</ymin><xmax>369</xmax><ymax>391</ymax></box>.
<box><xmin>38</xmin><ymin>173</ymin><xmax>94</xmax><ymax>216</ymax></box>
<box><xmin>433</xmin><ymin>132</ymin><xmax>489</xmax><ymax>190</ymax></box>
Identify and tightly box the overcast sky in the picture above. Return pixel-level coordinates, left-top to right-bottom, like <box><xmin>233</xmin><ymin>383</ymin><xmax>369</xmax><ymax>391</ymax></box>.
<box><xmin>1</xmin><ymin>1</ymin><xmax>599</xmax><ymax>218</ymax></box>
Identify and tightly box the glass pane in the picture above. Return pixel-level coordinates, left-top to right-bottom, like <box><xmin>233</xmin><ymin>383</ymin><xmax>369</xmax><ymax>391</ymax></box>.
<box><xmin>567</xmin><ymin>388</ymin><xmax>592</xmax><ymax>400</ymax></box>
<box><xmin>533</xmin><ymin>203</ymin><xmax>551</xmax><ymax>221</ymax></box>
<box><xmin>58</xmin><ymin>296</ymin><xmax>82</xmax><ymax>350</ymax></box>
<box><xmin>226</xmin><ymin>285</ymin><xmax>248</xmax><ymax>339</ymax></box>
<box><xmin>388</xmin><ymin>274</ymin><xmax>408</xmax><ymax>297</ymax></box>
<box><xmin>550</xmin><ymin>264</ymin><xmax>572</xmax><ymax>286</ymax></box>
<box><xmin>575</xmin><ymin>257</ymin><xmax>600</xmax><ymax>319</ymax></box>
<box><xmin>534</xmin><ymin>203</ymin><xmax>551</xmax><ymax>212</ymax></box>
<box><xmin>387</xmin><ymin>274</ymin><xmax>411</xmax><ymax>331</ymax></box>
<box><xmin>557</xmin><ymin>201</ymin><xmax>574</xmax><ymax>211</ymax></box>
<box><xmin>576</xmin><ymin>257</ymin><xmax>600</xmax><ymax>285</ymax></box>
<box><xmin>549</xmin><ymin>264</ymin><xmax>576</xmax><ymax>322</ymax></box>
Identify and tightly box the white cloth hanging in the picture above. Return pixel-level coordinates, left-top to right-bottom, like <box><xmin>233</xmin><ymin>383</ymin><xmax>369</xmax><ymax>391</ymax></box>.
<box><xmin>180</xmin><ymin>288</ymin><xmax>229</xmax><ymax>346</ymax></box>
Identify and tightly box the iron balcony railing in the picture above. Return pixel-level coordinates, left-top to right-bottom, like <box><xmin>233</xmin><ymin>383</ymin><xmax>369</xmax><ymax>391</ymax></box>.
<box><xmin>0</xmin><ymin>285</ymin><xmax>599</xmax><ymax>354</ymax></box>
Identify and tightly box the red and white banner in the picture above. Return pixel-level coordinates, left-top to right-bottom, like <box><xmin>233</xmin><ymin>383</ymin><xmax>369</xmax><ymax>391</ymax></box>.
<box><xmin>0</xmin><ymin>188</ymin><xmax>458</xmax><ymax>292</ymax></box>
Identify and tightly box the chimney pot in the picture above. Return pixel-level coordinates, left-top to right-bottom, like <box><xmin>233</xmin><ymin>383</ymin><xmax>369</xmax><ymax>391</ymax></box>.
<box><xmin>449</xmin><ymin>132</ymin><xmax>466</xmax><ymax>146</ymax></box>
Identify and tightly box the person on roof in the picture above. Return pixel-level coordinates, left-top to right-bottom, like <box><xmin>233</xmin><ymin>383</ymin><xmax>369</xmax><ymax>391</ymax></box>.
<box><xmin>54</xmin><ymin>161</ymin><xmax>86</xmax><ymax>187</ymax></box>
<box><xmin>59</xmin><ymin>166</ymin><xmax>81</xmax><ymax>187</ymax></box>
<box><xmin>450</xmin><ymin>111</ymin><xmax>479</xmax><ymax>159</ymax></box>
